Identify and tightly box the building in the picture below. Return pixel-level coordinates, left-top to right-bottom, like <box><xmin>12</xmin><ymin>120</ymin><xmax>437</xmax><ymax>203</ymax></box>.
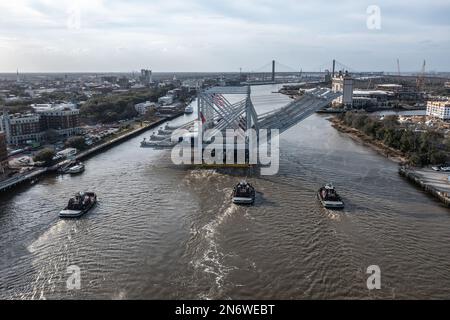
<box><xmin>0</xmin><ymin>131</ymin><xmax>7</xmax><ymax>173</ymax></box>
<box><xmin>0</xmin><ymin>104</ymin><xmax>81</xmax><ymax>146</ymax></box>
<box><xmin>118</xmin><ymin>77</ymin><xmax>130</xmax><ymax>89</ymax></box>
<box><xmin>140</xmin><ymin>69</ymin><xmax>152</xmax><ymax>85</ymax></box>
<box><xmin>32</xmin><ymin>103</ymin><xmax>81</xmax><ymax>138</ymax></box>
<box><xmin>352</xmin><ymin>90</ymin><xmax>395</xmax><ymax>109</ymax></box>
<box><xmin>38</xmin><ymin>108</ymin><xmax>81</xmax><ymax>138</ymax></box>
<box><xmin>167</xmin><ymin>88</ymin><xmax>181</xmax><ymax>99</ymax></box>
<box><xmin>426</xmin><ymin>98</ymin><xmax>450</xmax><ymax>120</ymax></box>
<box><xmin>101</xmin><ymin>76</ymin><xmax>118</xmax><ymax>84</ymax></box>
<box><xmin>376</xmin><ymin>83</ymin><xmax>421</xmax><ymax>102</ymax></box>
<box><xmin>134</xmin><ymin>101</ymin><xmax>156</xmax><ymax>115</ymax></box>
<box><xmin>158</xmin><ymin>95</ymin><xmax>174</xmax><ymax>106</ymax></box>
<box><xmin>332</xmin><ymin>71</ymin><xmax>353</xmax><ymax>108</ymax></box>
<box><xmin>182</xmin><ymin>79</ymin><xmax>202</xmax><ymax>90</ymax></box>
<box><xmin>0</xmin><ymin>112</ymin><xmax>43</xmax><ymax>145</ymax></box>
<box><xmin>376</xmin><ymin>84</ymin><xmax>403</xmax><ymax>93</ymax></box>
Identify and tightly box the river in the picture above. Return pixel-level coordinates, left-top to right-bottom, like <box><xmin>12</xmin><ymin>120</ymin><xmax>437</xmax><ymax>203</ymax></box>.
<box><xmin>1</xmin><ymin>84</ymin><xmax>450</xmax><ymax>299</ymax></box>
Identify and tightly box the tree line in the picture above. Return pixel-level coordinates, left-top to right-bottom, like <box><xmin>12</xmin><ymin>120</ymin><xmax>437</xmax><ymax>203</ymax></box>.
<box><xmin>80</xmin><ymin>87</ymin><xmax>173</xmax><ymax>123</ymax></box>
<box><xmin>337</xmin><ymin>112</ymin><xmax>449</xmax><ymax>166</ymax></box>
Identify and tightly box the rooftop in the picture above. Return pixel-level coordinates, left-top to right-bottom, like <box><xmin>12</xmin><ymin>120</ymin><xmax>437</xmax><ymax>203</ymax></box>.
<box><xmin>353</xmin><ymin>89</ymin><xmax>390</xmax><ymax>96</ymax></box>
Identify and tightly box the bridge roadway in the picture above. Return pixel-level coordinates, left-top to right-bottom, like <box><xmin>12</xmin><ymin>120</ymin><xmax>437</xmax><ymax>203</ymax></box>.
<box><xmin>140</xmin><ymin>86</ymin><xmax>342</xmax><ymax>148</ymax></box>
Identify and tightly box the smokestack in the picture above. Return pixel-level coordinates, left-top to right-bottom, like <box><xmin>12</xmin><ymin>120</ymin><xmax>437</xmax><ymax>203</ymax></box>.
<box><xmin>332</xmin><ymin>59</ymin><xmax>336</xmax><ymax>77</ymax></box>
<box><xmin>272</xmin><ymin>60</ymin><xmax>275</xmax><ymax>82</ymax></box>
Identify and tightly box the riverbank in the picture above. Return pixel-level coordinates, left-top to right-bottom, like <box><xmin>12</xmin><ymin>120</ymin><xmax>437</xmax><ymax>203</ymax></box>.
<box><xmin>329</xmin><ymin>117</ymin><xmax>408</xmax><ymax>164</ymax></box>
<box><xmin>399</xmin><ymin>166</ymin><xmax>450</xmax><ymax>207</ymax></box>
<box><xmin>75</xmin><ymin>113</ymin><xmax>182</xmax><ymax>162</ymax></box>
<box><xmin>0</xmin><ymin>113</ymin><xmax>183</xmax><ymax>192</ymax></box>
<box><xmin>330</xmin><ymin>116</ymin><xmax>450</xmax><ymax>208</ymax></box>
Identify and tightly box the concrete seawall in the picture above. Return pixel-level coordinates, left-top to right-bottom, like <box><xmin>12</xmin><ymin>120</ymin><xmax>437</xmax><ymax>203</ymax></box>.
<box><xmin>75</xmin><ymin>114</ymin><xmax>182</xmax><ymax>161</ymax></box>
<box><xmin>0</xmin><ymin>113</ymin><xmax>183</xmax><ymax>193</ymax></box>
<box><xmin>399</xmin><ymin>166</ymin><xmax>450</xmax><ymax>207</ymax></box>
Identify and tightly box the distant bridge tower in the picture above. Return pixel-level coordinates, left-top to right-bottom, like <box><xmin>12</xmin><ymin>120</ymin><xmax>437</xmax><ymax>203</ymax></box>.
<box><xmin>332</xmin><ymin>59</ymin><xmax>336</xmax><ymax>77</ymax></box>
<box><xmin>271</xmin><ymin>60</ymin><xmax>275</xmax><ymax>82</ymax></box>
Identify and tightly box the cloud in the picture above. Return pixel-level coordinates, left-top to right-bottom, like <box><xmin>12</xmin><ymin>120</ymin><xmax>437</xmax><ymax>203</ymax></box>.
<box><xmin>0</xmin><ymin>0</ymin><xmax>449</xmax><ymax>72</ymax></box>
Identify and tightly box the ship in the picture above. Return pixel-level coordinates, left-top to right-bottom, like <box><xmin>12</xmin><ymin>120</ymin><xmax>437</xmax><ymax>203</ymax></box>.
<box><xmin>232</xmin><ymin>181</ymin><xmax>256</xmax><ymax>205</ymax></box>
<box><xmin>317</xmin><ymin>183</ymin><xmax>345</xmax><ymax>209</ymax></box>
<box><xmin>59</xmin><ymin>192</ymin><xmax>97</xmax><ymax>218</ymax></box>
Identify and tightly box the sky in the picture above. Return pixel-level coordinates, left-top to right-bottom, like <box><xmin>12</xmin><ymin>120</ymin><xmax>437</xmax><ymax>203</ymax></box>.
<box><xmin>0</xmin><ymin>0</ymin><xmax>449</xmax><ymax>72</ymax></box>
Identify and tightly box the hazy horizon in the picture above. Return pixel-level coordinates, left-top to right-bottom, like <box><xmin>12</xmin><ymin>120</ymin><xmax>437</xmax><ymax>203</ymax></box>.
<box><xmin>1</xmin><ymin>0</ymin><xmax>449</xmax><ymax>73</ymax></box>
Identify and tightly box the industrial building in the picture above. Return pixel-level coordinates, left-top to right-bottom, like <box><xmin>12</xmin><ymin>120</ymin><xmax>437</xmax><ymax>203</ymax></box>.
<box><xmin>352</xmin><ymin>89</ymin><xmax>395</xmax><ymax>109</ymax></box>
<box><xmin>332</xmin><ymin>71</ymin><xmax>353</xmax><ymax>108</ymax></box>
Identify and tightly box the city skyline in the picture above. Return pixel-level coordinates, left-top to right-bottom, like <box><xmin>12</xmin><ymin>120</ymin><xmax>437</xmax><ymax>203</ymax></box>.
<box><xmin>0</xmin><ymin>0</ymin><xmax>450</xmax><ymax>73</ymax></box>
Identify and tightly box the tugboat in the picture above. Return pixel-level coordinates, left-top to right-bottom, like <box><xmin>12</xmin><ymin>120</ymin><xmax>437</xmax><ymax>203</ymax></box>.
<box><xmin>59</xmin><ymin>192</ymin><xmax>97</xmax><ymax>218</ymax></box>
<box><xmin>66</xmin><ymin>162</ymin><xmax>85</xmax><ymax>174</ymax></box>
<box><xmin>232</xmin><ymin>181</ymin><xmax>256</xmax><ymax>205</ymax></box>
<box><xmin>317</xmin><ymin>183</ymin><xmax>345</xmax><ymax>209</ymax></box>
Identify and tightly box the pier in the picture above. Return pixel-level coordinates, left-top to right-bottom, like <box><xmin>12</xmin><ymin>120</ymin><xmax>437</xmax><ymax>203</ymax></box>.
<box><xmin>0</xmin><ymin>113</ymin><xmax>183</xmax><ymax>193</ymax></box>
<box><xmin>399</xmin><ymin>166</ymin><xmax>450</xmax><ymax>207</ymax></box>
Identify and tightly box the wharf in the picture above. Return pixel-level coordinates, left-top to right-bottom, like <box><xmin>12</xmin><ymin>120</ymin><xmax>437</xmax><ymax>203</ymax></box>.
<box><xmin>0</xmin><ymin>113</ymin><xmax>182</xmax><ymax>193</ymax></box>
<box><xmin>399</xmin><ymin>166</ymin><xmax>450</xmax><ymax>207</ymax></box>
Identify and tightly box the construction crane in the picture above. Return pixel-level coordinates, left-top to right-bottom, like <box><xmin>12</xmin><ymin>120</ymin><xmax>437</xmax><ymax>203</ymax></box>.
<box><xmin>416</xmin><ymin>60</ymin><xmax>426</xmax><ymax>92</ymax></box>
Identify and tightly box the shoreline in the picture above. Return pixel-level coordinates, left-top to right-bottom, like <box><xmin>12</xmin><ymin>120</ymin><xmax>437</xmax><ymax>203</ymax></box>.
<box><xmin>328</xmin><ymin>117</ymin><xmax>408</xmax><ymax>164</ymax></box>
<box><xmin>329</xmin><ymin>116</ymin><xmax>450</xmax><ymax>208</ymax></box>
<box><xmin>75</xmin><ymin>113</ymin><xmax>182</xmax><ymax>162</ymax></box>
<box><xmin>399</xmin><ymin>166</ymin><xmax>450</xmax><ymax>207</ymax></box>
<box><xmin>0</xmin><ymin>113</ymin><xmax>183</xmax><ymax>193</ymax></box>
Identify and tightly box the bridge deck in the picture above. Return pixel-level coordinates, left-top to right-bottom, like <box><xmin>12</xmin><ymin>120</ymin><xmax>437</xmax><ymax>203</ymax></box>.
<box><xmin>257</xmin><ymin>88</ymin><xmax>341</xmax><ymax>133</ymax></box>
<box><xmin>140</xmin><ymin>87</ymin><xmax>341</xmax><ymax>148</ymax></box>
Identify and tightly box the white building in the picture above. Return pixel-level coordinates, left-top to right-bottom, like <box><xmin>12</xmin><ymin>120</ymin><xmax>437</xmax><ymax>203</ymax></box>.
<box><xmin>182</xmin><ymin>79</ymin><xmax>202</xmax><ymax>90</ymax></box>
<box><xmin>158</xmin><ymin>95</ymin><xmax>174</xmax><ymax>106</ymax></box>
<box><xmin>427</xmin><ymin>98</ymin><xmax>450</xmax><ymax>120</ymax></box>
<box><xmin>134</xmin><ymin>101</ymin><xmax>156</xmax><ymax>115</ymax></box>
<box><xmin>332</xmin><ymin>71</ymin><xmax>353</xmax><ymax>108</ymax></box>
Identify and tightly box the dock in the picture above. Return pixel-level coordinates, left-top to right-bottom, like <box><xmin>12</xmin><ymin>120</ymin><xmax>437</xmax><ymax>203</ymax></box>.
<box><xmin>0</xmin><ymin>168</ymin><xmax>47</xmax><ymax>192</ymax></box>
<box><xmin>0</xmin><ymin>113</ymin><xmax>183</xmax><ymax>193</ymax></box>
<box><xmin>399</xmin><ymin>166</ymin><xmax>450</xmax><ymax>207</ymax></box>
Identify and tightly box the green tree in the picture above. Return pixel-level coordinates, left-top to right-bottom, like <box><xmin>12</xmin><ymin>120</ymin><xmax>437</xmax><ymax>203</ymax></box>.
<box><xmin>65</xmin><ymin>136</ymin><xmax>87</xmax><ymax>150</ymax></box>
<box><xmin>429</xmin><ymin>150</ymin><xmax>447</xmax><ymax>165</ymax></box>
<box><xmin>33</xmin><ymin>148</ymin><xmax>55</xmax><ymax>165</ymax></box>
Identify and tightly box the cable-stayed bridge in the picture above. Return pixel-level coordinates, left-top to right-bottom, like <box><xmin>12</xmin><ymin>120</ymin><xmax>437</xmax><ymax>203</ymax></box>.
<box><xmin>141</xmin><ymin>85</ymin><xmax>342</xmax><ymax>153</ymax></box>
<box><xmin>241</xmin><ymin>59</ymin><xmax>384</xmax><ymax>85</ymax></box>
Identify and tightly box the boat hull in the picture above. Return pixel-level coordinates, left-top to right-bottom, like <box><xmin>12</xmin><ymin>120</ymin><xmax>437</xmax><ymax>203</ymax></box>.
<box><xmin>68</xmin><ymin>168</ymin><xmax>84</xmax><ymax>174</ymax></box>
<box><xmin>232</xmin><ymin>196</ymin><xmax>255</xmax><ymax>205</ymax></box>
<box><xmin>317</xmin><ymin>193</ymin><xmax>344</xmax><ymax>209</ymax></box>
<box><xmin>59</xmin><ymin>194</ymin><xmax>97</xmax><ymax>218</ymax></box>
